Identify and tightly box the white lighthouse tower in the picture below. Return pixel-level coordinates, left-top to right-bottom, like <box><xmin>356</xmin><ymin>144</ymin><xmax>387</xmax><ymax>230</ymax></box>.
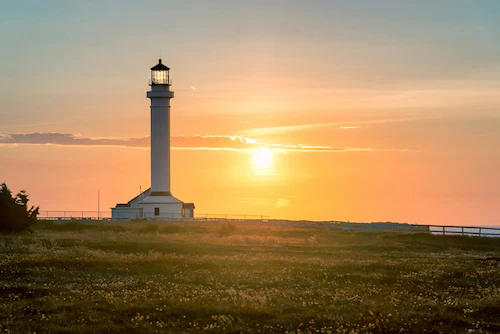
<box><xmin>112</xmin><ymin>60</ymin><xmax>195</xmax><ymax>220</ymax></box>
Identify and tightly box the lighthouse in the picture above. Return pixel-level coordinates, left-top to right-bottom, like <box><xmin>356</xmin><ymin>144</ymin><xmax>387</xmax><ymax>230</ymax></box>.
<box><xmin>147</xmin><ymin>59</ymin><xmax>174</xmax><ymax>196</ymax></box>
<box><xmin>112</xmin><ymin>60</ymin><xmax>195</xmax><ymax>220</ymax></box>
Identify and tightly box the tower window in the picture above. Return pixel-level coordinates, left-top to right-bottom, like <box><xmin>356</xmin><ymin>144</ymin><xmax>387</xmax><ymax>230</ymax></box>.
<box><xmin>154</xmin><ymin>207</ymin><xmax>160</xmax><ymax>216</ymax></box>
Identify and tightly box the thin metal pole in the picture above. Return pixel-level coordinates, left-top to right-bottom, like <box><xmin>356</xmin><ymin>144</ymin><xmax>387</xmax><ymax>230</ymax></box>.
<box><xmin>98</xmin><ymin>190</ymin><xmax>100</xmax><ymax>221</ymax></box>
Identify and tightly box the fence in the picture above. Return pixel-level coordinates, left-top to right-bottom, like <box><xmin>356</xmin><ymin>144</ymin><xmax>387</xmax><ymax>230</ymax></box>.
<box><xmin>428</xmin><ymin>225</ymin><xmax>500</xmax><ymax>237</ymax></box>
<box><xmin>267</xmin><ymin>221</ymin><xmax>500</xmax><ymax>237</ymax></box>
<box><xmin>37</xmin><ymin>211</ymin><xmax>500</xmax><ymax>237</ymax></box>
<box><xmin>195</xmin><ymin>213</ymin><xmax>269</xmax><ymax>221</ymax></box>
<box><xmin>38</xmin><ymin>211</ymin><xmax>269</xmax><ymax>222</ymax></box>
<box><xmin>38</xmin><ymin>211</ymin><xmax>111</xmax><ymax>221</ymax></box>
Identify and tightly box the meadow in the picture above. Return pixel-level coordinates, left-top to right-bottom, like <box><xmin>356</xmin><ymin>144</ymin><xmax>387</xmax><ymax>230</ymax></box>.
<box><xmin>1</xmin><ymin>221</ymin><xmax>500</xmax><ymax>333</ymax></box>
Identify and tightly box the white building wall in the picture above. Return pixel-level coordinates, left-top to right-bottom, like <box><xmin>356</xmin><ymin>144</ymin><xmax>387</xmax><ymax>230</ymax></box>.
<box><xmin>140</xmin><ymin>203</ymin><xmax>183</xmax><ymax>220</ymax></box>
<box><xmin>111</xmin><ymin>207</ymin><xmax>142</xmax><ymax>220</ymax></box>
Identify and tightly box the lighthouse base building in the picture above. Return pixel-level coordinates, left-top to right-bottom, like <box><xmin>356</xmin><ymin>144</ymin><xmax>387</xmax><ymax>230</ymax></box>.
<box><xmin>112</xmin><ymin>59</ymin><xmax>195</xmax><ymax>220</ymax></box>
<box><xmin>112</xmin><ymin>188</ymin><xmax>195</xmax><ymax>220</ymax></box>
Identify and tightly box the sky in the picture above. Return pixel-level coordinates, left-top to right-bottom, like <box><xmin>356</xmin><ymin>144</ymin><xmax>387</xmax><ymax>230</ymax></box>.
<box><xmin>1</xmin><ymin>0</ymin><xmax>500</xmax><ymax>225</ymax></box>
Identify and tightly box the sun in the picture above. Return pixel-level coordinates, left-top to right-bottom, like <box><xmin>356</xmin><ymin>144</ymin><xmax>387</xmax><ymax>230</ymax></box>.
<box><xmin>253</xmin><ymin>149</ymin><xmax>272</xmax><ymax>168</ymax></box>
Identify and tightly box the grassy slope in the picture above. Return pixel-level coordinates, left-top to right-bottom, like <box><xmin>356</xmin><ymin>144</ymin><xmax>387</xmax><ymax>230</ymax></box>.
<box><xmin>1</xmin><ymin>221</ymin><xmax>500</xmax><ymax>333</ymax></box>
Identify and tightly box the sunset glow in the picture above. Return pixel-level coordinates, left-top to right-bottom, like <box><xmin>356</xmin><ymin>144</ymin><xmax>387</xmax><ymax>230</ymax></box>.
<box><xmin>253</xmin><ymin>149</ymin><xmax>272</xmax><ymax>169</ymax></box>
<box><xmin>1</xmin><ymin>1</ymin><xmax>500</xmax><ymax>225</ymax></box>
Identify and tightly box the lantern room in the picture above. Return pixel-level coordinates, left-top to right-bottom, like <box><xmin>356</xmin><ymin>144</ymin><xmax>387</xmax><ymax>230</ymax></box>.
<box><xmin>150</xmin><ymin>59</ymin><xmax>170</xmax><ymax>85</ymax></box>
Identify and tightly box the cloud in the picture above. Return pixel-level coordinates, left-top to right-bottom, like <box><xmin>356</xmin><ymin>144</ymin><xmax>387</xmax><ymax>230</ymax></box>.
<box><xmin>0</xmin><ymin>132</ymin><xmax>413</xmax><ymax>153</ymax></box>
<box><xmin>0</xmin><ymin>120</ymin><xmax>76</xmax><ymax>130</ymax></box>
<box><xmin>240</xmin><ymin>116</ymin><xmax>440</xmax><ymax>136</ymax></box>
<box><xmin>233</xmin><ymin>197</ymin><xmax>275</xmax><ymax>206</ymax></box>
<box><xmin>0</xmin><ymin>133</ymin><xmax>149</xmax><ymax>148</ymax></box>
<box><xmin>276</xmin><ymin>198</ymin><xmax>291</xmax><ymax>208</ymax></box>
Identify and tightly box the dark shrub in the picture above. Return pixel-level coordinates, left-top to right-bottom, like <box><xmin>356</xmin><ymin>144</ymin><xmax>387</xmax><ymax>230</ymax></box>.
<box><xmin>159</xmin><ymin>224</ymin><xmax>186</xmax><ymax>234</ymax></box>
<box><xmin>219</xmin><ymin>221</ymin><xmax>238</xmax><ymax>236</ymax></box>
<box><xmin>0</xmin><ymin>183</ymin><xmax>39</xmax><ymax>233</ymax></box>
<box><xmin>138</xmin><ymin>223</ymin><xmax>159</xmax><ymax>234</ymax></box>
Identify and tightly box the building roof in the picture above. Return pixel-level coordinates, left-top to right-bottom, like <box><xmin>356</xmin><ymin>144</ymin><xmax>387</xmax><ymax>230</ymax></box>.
<box><xmin>151</xmin><ymin>59</ymin><xmax>170</xmax><ymax>71</ymax></box>
<box><xmin>182</xmin><ymin>203</ymin><xmax>195</xmax><ymax>209</ymax></box>
<box><xmin>127</xmin><ymin>188</ymin><xmax>151</xmax><ymax>205</ymax></box>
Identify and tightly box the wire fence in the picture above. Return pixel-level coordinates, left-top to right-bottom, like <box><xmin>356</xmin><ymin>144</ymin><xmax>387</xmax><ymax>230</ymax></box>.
<box><xmin>37</xmin><ymin>211</ymin><xmax>500</xmax><ymax>237</ymax></box>
<box><xmin>38</xmin><ymin>211</ymin><xmax>269</xmax><ymax>222</ymax></box>
<box><xmin>38</xmin><ymin>211</ymin><xmax>111</xmax><ymax>221</ymax></box>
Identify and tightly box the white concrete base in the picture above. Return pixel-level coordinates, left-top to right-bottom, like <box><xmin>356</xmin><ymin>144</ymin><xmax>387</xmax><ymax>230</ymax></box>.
<box><xmin>139</xmin><ymin>195</ymin><xmax>183</xmax><ymax>204</ymax></box>
<box><xmin>111</xmin><ymin>206</ymin><xmax>142</xmax><ymax>220</ymax></box>
<box><xmin>112</xmin><ymin>189</ymin><xmax>195</xmax><ymax>220</ymax></box>
<box><xmin>139</xmin><ymin>195</ymin><xmax>183</xmax><ymax>219</ymax></box>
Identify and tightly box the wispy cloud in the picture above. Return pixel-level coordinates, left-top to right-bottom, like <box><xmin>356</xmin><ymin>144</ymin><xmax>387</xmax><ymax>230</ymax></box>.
<box><xmin>240</xmin><ymin>116</ymin><xmax>440</xmax><ymax>136</ymax></box>
<box><xmin>0</xmin><ymin>133</ymin><xmax>149</xmax><ymax>148</ymax></box>
<box><xmin>0</xmin><ymin>120</ymin><xmax>76</xmax><ymax>130</ymax></box>
<box><xmin>232</xmin><ymin>197</ymin><xmax>292</xmax><ymax>209</ymax></box>
<box><xmin>0</xmin><ymin>132</ymin><xmax>414</xmax><ymax>153</ymax></box>
<box><xmin>276</xmin><ymin>198</ymin><xmax>291</xmax><ymax>208</ymax></box>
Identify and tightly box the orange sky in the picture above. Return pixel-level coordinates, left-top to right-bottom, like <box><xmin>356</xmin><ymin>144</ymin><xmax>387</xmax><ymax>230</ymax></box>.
<box><xmin>1</xmin><ymin>1</ymin><xmax>500</xmax><ymax>225</ymax></box>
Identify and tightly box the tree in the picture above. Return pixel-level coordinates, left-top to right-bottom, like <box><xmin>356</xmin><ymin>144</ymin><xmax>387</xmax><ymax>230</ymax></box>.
<box><xmin>0</xmin><ymin>183</ymin><xmax>39</xmax><ymax>233</ymax></box>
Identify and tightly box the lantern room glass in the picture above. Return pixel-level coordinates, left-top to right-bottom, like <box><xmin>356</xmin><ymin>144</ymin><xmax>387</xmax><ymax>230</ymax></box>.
<box><xmin>151</xmin><ymin>70</ymin><xmax>169</xmax><ymax>85</ymax></box>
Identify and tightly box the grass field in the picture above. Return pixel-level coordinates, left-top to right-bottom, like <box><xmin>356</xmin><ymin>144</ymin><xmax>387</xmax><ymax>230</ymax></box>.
<box><xmin>1</xmin><ymin>221</ymin><xmax>500</xmax><ymax>333</ymax></box>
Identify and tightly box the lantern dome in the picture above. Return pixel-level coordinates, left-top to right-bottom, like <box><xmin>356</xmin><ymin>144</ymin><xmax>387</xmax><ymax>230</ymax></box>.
<box><xmin>150</xmin><ymin>59</ymin><xmax>170</xmax><ymax>85</ymax></box>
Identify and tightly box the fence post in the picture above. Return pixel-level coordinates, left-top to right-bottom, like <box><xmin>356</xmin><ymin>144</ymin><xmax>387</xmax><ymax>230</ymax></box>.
<box><xmin>461</xmin><ymin>226</ymin><xmax>464</xmax><ymax>236</ymax></box>
<box><xmin>479</xmin><ymin>227</ymin><xmax>482</xmax><ymax>237</ymax></box>
<box><xmin>442</xmin><ymin>226</ymin><xmax>445</xmax><ymax>235</ymax></box>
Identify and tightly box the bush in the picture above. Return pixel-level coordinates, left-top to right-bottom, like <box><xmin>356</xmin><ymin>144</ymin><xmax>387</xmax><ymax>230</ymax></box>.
<box><xmin>56</xmin><ymin>221</ymin><xmax>93</xmax><ymax>231</ymax></box>
<box><xmin>0</xmin><ymin>183</ymin><xmax>39</xmax><ymax>233</ymax></box>
<box><xmin>159</xmin><ymin>224</ymin><xmax>186</xmax><ymax>234</ymax></box>
<box><xmin>138</xmin><ymin>223</ymin><xmax>159</xmax><ymax>234</ymax></box>
<box><xmin>219</xmin><ymin>221</ymin><xmax>238</xmax><ymax>236</ymax></box>
<box><xmin>33</xmin><ymin>220</ymin><xmax>56</xmax><ymax>230</ymax></box>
